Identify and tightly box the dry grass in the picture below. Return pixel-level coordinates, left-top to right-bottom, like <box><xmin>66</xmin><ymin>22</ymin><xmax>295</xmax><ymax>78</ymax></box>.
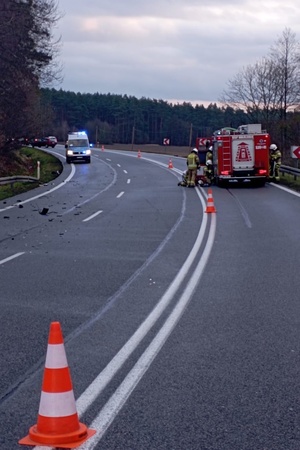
<box><xmin>102</xmin><ymin>144</ymin><xmax>191</xmax><ymax>158</ymax></box>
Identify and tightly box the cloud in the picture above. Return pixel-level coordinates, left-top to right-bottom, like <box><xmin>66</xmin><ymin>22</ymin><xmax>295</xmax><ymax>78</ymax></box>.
<box><xmin>56</xmin><ymin>0</ymin><xmax>300</xmax><ymax>103</ymax></box>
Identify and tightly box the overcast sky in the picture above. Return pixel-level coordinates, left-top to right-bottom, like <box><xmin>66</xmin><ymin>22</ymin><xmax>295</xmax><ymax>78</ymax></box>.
<box><xmin>55</xmin><ymin>0</ymin><xmax>300</xmax><ymax>105</ymax></box>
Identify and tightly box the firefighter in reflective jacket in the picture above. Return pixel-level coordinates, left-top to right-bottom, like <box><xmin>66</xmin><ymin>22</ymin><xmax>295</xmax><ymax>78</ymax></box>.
<box><xmin>269</xmin><ymin>144</ymin><xmax>281</xmax><ymax>182</ymax></box>
<box><xmin>206</xmin><ymin>146</ymin><xmax>213</xmax><ymax>164</ymax></box>
<box><xmin>204</xmin><ymin>159</ymin><xmax>213</xmax><ymax>185</ymax></box>
<box><xmin>186</xmin><ymin>148</ymin><xmax>200</xmax><ymax>187</ymax></box>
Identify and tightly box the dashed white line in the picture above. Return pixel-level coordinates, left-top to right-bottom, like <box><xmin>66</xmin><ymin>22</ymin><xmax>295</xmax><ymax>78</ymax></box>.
<box><xmin>116</xmin><ymin>192</ymin><xmax>124</xmax><ymax>198</ymax></box>
<box><xmin>82</xmin><ymin>211</ymin><xmax>103</xmax><ymax>222</ymax></box>
<box><xmin>127</xmin><ymin>179</ymin><xmax>131</xmax><ymax>184</ymax></box>
<box><xmin>0</xmin><ymin>252</ymin><xmax>25</xmax><ymax>265</ymax></box>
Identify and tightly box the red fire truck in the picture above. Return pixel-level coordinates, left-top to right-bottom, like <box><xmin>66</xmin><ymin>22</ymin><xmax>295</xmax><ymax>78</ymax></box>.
<box><xmin>196</xmin><ymin>125</ymin><xmax>271</xmax><ymax>187</ymax></box>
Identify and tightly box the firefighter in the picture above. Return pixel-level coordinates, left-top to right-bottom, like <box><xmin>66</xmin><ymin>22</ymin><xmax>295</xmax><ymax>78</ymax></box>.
<box><xmin>204</xmin><ymin>159</ymin><xmax>213</xmax><ymax>185</ymax></box>
<box><xmin>269</xmin><ymin>144</ymin><xmax>281</xmax><ymax>182</ymax></box>
<box><xmin>206</xmin><ymin>146</ymin><xmax>213</xmax><ymax>164</ymax></box>
<box><xmin>186</xmin><ymin>148</ymin><xmax>200</xmax><ymax>187</ymax></box>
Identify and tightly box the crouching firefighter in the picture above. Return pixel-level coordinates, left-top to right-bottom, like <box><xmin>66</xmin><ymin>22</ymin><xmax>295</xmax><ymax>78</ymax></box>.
<box><xmin>178</xmin><ymin>170</ymin><xmax>188</xmax><ymax>187</ymax></box>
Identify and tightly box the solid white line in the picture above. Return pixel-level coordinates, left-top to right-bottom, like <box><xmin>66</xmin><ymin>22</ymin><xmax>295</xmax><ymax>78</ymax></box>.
<box><xmin>82</xmin><ymin>210</ymin><xmax>103</xmax><ymax>222</ymax></box>
<box><xmin>117</xmin><ymin>191</ymin><xmax>124</xmax><ymax>198</ymax></box>
<box><xmin>0</xmin><ymin>252</ymin><xmax>25</xmax><ymax>265</ymax></box>
<box><xmin>33</xmin><ymin>166</ymin><xmax>209</xmax><ymax>450</ymax></box>
<box><xmin>0</xmin><ymin>205</ymin><xmax>15</xmax><ymax>213</ymax></box>
<box><xmin>80</xmin><ymin>206</ymin><xmax>216</xmax><ymax>449</ymax></box>
<box><xmin>35</xmin><ymin>191</ymin><xmax>207</xmax><ymax>450</ymax></box>
<box><xmin>74</xmin><ymin>192</ymin><xmax>208</xmax><ymax>413</ymax></box>
<box><xmin>270</xmin><ymin>182</ymin><xmax>300</xmax><ymax>197</ymax></box>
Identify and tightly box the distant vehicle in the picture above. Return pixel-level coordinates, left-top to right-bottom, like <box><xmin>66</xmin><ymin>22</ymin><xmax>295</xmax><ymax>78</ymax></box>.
<box><xmin>18</xmin><ymin>137</ymin><xmax>30</xmax><ymax>146</ymax></box>
<box><xmin>29</xmin><ymin>136</ymin><xmax>57</xmax><ymax>148</ymax></box>
<box><xmin>29</xmin><ymin>137</ymin><xmax>48</xmax><ymax>147</ymax></box>
<box><xmin>45</xmin><ymin>136</ymin><xmax>57</xmax><ymax>148</ymax></box>
<box><xmin>237</xmin><ymin>124</ymin><xmax>262</xmax><ymax>134</ymax></box>
<box><xmin>65</xmin><ymin>131</ymin><xmax>91</xmax><ymax>163</ymax></box>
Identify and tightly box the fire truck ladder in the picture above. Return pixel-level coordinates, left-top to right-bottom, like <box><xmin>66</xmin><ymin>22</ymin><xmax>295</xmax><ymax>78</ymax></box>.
<box><xmin>221</xmin><ymin>141</ymin><xmax>232</xmax><ymax>172</ymax></box>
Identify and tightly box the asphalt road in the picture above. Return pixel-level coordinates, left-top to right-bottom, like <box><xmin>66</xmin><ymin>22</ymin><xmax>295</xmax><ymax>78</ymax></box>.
<box><xmin>0</xmin><ymin>146</ymin><xmax>300</xmax><ymax>450</ymax></box>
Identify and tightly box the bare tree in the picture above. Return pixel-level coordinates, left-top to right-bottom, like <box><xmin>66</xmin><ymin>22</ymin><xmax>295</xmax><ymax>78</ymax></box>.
<box><xmin>220</xmin><ymin>28</ymin><xmax>300</xmax><ymax>149</ymax></box>
<box><xmin>0</xmin><ymin>0</ymin><xmax>62</xmax><ymax>151</ymax></box>
<box><xmin>219</xmin><ymin>57</ymin><xmax>281</xmax><ymax>125</ymax></box>
<box><xmin>269</xmin><ymin>28</ymin><xmax>300</xmax><ymax>146</ymax></box>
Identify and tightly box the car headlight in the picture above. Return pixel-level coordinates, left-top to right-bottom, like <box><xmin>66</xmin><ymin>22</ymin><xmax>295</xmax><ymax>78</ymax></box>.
<box><xmin>86</xmin><ymin>149</ymin><xmax>91</xmax><ymax>155</ymax></box>
<box><xmin>67</xmin><ymin>150</ymin><xmax>73</xmax><ymax>155</ymax></box>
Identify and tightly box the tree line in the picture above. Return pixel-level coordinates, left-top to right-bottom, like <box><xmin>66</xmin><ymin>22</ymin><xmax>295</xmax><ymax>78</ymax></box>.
<box><xmin>1</xmin><ymin>3</ymin><xmax>300</xmax><ymax>161</ymax></box>
<box><xmin>40</xmin><ymin>88</ymin><xmax>250</xmax><ymax>147</ymax></box>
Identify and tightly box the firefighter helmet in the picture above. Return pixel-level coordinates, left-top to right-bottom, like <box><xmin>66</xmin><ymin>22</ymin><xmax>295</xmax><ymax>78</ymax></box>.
<box><xmin>192</xmin><ymin>148</ymin><xmax>198</xmax><ymax>154</ymax></box>
<box><xmin>206</xmin><ymin>160</ymin><xmax>212</xmax><ymax>165</ymax></box>
<box><xmin>270</xmin><ymin>144</ymin><xmax>277</xmax><ymax>151</ymax></box>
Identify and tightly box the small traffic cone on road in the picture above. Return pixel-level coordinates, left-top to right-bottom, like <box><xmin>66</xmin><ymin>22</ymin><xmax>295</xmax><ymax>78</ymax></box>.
<box><xmin>137</xmin><ymin>149</ymin><xmax>141</xmax><ymax>158</ymax></box>
<box><xmin>19</xmin><ymin>321</ymin><xmax>96</xmax><ymax>448</ymax></box>
<box><xmin>205</xmin><ymin>188</ymin><xmax>217</xmax><ymax>213</ymax></box>
<box><xmin>168</xmin><ymin>158</ymin><xmax>174</xmax><ymax>169</ymax></box>
<box><xmin>101</xmin><ymin>145</ymin><xmax>104</xmax><ymax>151</ymax></box>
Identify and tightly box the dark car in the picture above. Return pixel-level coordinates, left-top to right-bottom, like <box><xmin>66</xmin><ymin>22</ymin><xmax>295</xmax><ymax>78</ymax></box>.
<box><xmin>18</xmin><ymin>137</ymin><xmax>30</xmax><ymax>146</ymax></box>
<box><xmin>29</xmin><ymin>137</ymin><xmax>48</xmax><ymax>147</ymax></box>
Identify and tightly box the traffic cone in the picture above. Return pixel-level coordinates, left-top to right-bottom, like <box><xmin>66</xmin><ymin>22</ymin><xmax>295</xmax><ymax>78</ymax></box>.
<box><xmin>205</xmin><ymin>188</ymin><xmax>217</xmax><ymax>213</ymax></box>
<box><xmin>137</xmin><ymin>149</ymin><xmax>141</xmax><ymax>158</ymax></box>
<box><xmin>168</xmin><ymin>158</ymin><xmax>174</xmax><ymax>169</ymax></box>
<box><xmin>19</xmin><ymin>322</ymin><xmax>96</xmax><ymax>448</ymax></box>
<box><xmin>101</xmin><ymin>145</ymin><xmax>104</xmax><ymax>151</ymax></box>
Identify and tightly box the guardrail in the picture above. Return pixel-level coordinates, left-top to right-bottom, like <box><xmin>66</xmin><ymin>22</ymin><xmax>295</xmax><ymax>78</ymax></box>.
<box><xmin>0</xmin><ymin>165</ymin><xmax>299</xmax><ymax>186</ymax></box>
<box><xmin>0</xmin><ymin>175</ymin><xmax>39</xmax><ymax>186</ymax></box>
<box><xmin>280</xmin><ymin>165</ymin><xmax>300</xmax><ymax>180</ymax></box>
<box><xmin>0</xmin><ymin>161</ymin><xmax>40</xmax><ymax>187</ymax></box>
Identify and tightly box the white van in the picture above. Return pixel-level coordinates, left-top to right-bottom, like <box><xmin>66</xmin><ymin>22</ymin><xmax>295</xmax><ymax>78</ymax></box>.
<box><xmin>65</xmin><ymin>131</ymin><xmax>91</xmax><ymax>163</ymax></box>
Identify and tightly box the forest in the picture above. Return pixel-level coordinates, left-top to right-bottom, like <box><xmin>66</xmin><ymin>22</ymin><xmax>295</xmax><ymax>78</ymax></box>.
<box><xmin>40</xmin><ymin>88</ymin><xmax>249</xmax><ymax>146</ymax></box>
<box><xmin>39</xmin><ymin>87</ymin><xmax>300</xmax><ymax>161</ymax></box>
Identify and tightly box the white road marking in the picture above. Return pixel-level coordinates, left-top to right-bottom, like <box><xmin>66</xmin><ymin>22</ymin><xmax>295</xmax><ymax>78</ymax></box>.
<box><xmin>116</xmin><ymin>191</ymin><xmax>124</xmax><ymax>198</ymax></box>
<box><xmin>82</xmin><ymin>210</ymin><xmax>103</xmax><ymax>222</ymax></box>
<box><xmin>127</xmin><ymin>179</ymin><xmax>131</xmax><ymax>184</ymax></box>
<box><xmin>79</xmin><ymin>193</ymin><xmax>216</xmax><ymax>449</ymax></box>
<box><xmin>270</xmin><ymin>182</ymin><xmax>300</xmax><ymax>197</ymax></box>
<box><xmin>0</xmin><ymin>165</ymin><xmax>76</xmax><ymax>212</ymax></box>
<box><xmin>33</xmin><ymin>162</ymin><xmax>212</xmax><ymax>450</ymax></box>
<box><xmin>0</xmin><ymin>252</ymin><xmax>25</xmax><ymax>265</ymax></box>
<box><xmin>34</xmin><ymin>191</ymin><xmax>210</xmax><ymax>450</ymax></box>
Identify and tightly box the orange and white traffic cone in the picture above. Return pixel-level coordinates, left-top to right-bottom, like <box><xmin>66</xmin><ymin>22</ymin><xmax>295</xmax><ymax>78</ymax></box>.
<box><xmin>137</xmin><ymin>149</ymin><xmax>141</xmax><ymax>158</ymax></box>
<box><xmin>168</xmin><ymin>158</ymin><xmax>174</xmax><ymax>169</ymax></box>
<box><xmin>19</xmin><ymin>322</ymin><xmax>96</xmax><ymax>448</ymax></box>
<box><xmin>205</xmin><ymin>188</ymin><xmax>217</xmax><ymax>213</ymax></box>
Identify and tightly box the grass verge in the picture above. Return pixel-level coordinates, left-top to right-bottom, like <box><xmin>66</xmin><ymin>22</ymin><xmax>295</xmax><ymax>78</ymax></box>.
<box><xmin>278</xmin><ymin>173</ymin><xmax>300</xmax><ymax>192</ymax></box>
<box><xmin>0</xmin><ymin>147</ymin><xmax>63</xmax><ymax>201</ymax></box>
